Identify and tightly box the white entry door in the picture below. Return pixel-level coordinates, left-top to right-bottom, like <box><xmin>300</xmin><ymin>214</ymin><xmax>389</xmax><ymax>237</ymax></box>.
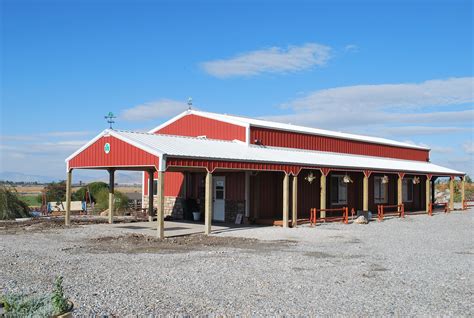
<box><xmin>213</xmin><ymin>176</ymin><xmax>225</xmax><ymax>221</ymax></box>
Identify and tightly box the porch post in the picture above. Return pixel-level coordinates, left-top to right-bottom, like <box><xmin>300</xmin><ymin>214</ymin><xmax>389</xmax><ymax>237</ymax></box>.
<box><xmin>449</xmin><ymin>176</ymin><xmax>454</xmax><ymax>211</ymax></box>
<box><xmin>461</xmin><ymin>176</ymin><xmax>465</xmax><ymax>208</ymax></box>
<box><xmin>108</xmin><ymin>168</ymin><xmax>115</xmax><ymax>224</ymax></box>
<box><xmin>148</xmin><ymin>170</ymin><xmax>154</xmax><ymax>222</ymax></box>
<box><xmin>157</xmin><ymin>171</ymin><xmax>165</xmax><ymax>239</ymax></box>
<box><xmin>65</xmin><ymin>169</ymin><xmax>72</xmax><ymax>226</ymax></box>
<box><xmin>397</xmin><ymin>173</ymin><xmax>404</xmax><ymax>206</ymax></box>
<box><xmin>292</xmin><ymin>175</ymin><xmax>298</xmax><ymax>227</ymax></box>
<box><xmin>282</xmin><ymin>173</ymin><xmax>290</xmax><ymax>228</ymax></box>
<box><xmin>425</xmin><ymin>175</ymin><xmax>431</xmax><ymax>213</ymax></box>
<box><xmin>320</xmin><ymin>173</ymin><xmax>326</xmax><ymax>218</ymax></box>
<box><xmin>363</xmin><ymin>174</ymin><xmax>369</xmax><ymax>211</ymax></box>
<box><xmin>204</xmin><ymin>171</ymin><xmax>213</xmax><ymax>235</ymax></box>
<box><xmin>431</xmin><ymin>178</ymin><xmax>436</xmax><ymax>205</ymax></box>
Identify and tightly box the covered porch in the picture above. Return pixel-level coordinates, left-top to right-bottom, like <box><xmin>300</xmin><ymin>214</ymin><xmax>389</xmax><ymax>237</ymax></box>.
<box><xmin>64</xmin><ymin>129</ymin><xmax>466</xmax><ymax>238</ymax></box>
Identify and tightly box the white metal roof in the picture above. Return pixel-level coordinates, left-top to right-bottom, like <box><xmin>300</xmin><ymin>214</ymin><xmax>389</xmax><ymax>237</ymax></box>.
<box><xmin>98</xmin><ymin>129</ymin><xmax>462</xmax><ymax>176</ymax></box>
<box><xmin>149</xmin><ymin>109</ymin><xmax>430</xmax><ymax>151</ymax></box>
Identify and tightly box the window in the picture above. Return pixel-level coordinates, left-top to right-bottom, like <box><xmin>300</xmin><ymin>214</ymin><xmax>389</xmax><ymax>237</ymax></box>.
<box><xmin>374</xmin><ymin>176</ymin><xmax>388</xmax><ymax>204</ymax></box>
<box><xmin>330</xmin><ymin>175</ymin><xmax>347</xmax><ymax>205</ymax></box>
<box><xmin>402</xmin><ymin>178</ymin><xmax>413</xmax><ymax>202</ymax></box>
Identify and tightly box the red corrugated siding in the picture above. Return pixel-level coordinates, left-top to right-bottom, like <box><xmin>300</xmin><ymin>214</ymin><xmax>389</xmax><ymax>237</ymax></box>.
<box><xmin>166</xmin><ymin>157</ymin><xmax>301</xmax><ymax>175</ymax></box>
<box><xmin>69</xmin><ymin>135</ymin><xmax>159</xmax><ymax>169</ymax></box>
<box><xmin>297</xmin><ymin>169</ymin><xmax>321</xmax><ymax>219</ymax></box>
<box><xmin>144</xmin><ymin>171</ymin><xmax>184</xmax><ymax>197</ymax></box>
<box><xmin>156</xmin><ymin>114</ymin><xmax>246</xmax><ymax>141</ymax></box>
<box><xmin>222</xmin><ymin>172</ymin><xmax>245</xmax><ymax>200</ymax></box>
<box><xmin>251</xmin><ymin>127</ymin><xmax>429</xmax><ymax>161</ymax></box>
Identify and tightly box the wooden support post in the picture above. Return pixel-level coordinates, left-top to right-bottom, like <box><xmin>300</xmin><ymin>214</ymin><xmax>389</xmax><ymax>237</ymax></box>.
<box><xmin>426</xmin><ymin>176</ymin><xmax>431</xmax><ymax>213</ymax></box>
<box><xmin>108</xmin><ymin>168</ymin><xmax>115</xmax><ymax>224</ymax></box>
<box><xmin>292</xmin><ymin>175</ymin><xmax>298</xmax><ymax>227</ymax></box>
<box><xmin>148</xmin><ymin>170</ymin><xmax>154</xmax><ymax>222</ymax></box>
<box><xmin>431</xmin><ymin>178</ymin><xmax>436</xmax><ymax>206</ymax></box>
<box><xmin>204</xmin><ymin>171</ymin><xmax>213</xmax><ymax>235</ymax></box>
<box><xmin>65</xmin><ymin>169</ymin><xmax>72</xmax><ymax>226</ymax></box>
<box><xmin>449</xmin><ymin>176</ymin><xmax>454</xmax><ymax>211</ymax></box>
<box><xmin>461</xmin><ymin>176</ymin><xmax>465</xmax><ymax>209</ymax></box>
<box><xmin>363</xmin><ymin>174</ymin><xmax>369</xmax><ymax>211</ymax></box>
<box><xmin>320</xmin><ymin>173</ymin><xmax>326</xmax><ymax>218</ymax></box>
<box><xmin>156</xmin><ymin>171</ymin><xmax>165</xmax><ymax>239</ymax></box>
<box><xmin>282</xmin><ymin>173</ymin><xmax>290</xmax><ymax>228</ymax></box>
<box><xmin>397</xmin><ymin>174</ymin><xmax>403</xmax><ymax>206</ymax></box>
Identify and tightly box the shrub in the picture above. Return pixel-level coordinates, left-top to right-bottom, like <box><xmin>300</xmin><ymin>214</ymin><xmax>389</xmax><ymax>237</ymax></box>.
<box><xmin>1</xmin><ymin>276</ymin><xmax>70</xmax><ymax>317</ymax></box>
<box><xmin>72</xmin><ymin>181</ymin><xmax>108</xmax><ymax>202</ymax></box>
<box><xmin>93</xmin><ymin>188</ymin><xmax>129</xmax><ymax>214</ymax></box>
<box><xmin>0</xmin><ymin>186</ymin><xmax>30</xmax><ymax>220</ymax></box>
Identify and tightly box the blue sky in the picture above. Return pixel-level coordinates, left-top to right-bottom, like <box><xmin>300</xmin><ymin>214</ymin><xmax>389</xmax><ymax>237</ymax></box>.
<box><xmin>1</xmin><ymin>0</ymin><xmax>473</xmax><ymax>182</ymax></box>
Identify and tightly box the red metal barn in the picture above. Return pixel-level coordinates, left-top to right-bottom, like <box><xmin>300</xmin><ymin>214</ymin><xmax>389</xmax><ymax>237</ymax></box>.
<box><xmin>66</xmin><ymin>109</ymin><xmax>465</xmax><ymax>238</ymax></box>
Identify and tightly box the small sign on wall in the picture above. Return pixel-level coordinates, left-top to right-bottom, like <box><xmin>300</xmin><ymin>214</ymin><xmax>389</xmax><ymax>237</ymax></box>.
<box><xmin>235</xmin><ymin>213</ymin><xmax>243</xmax><ymax>224</ymax></box>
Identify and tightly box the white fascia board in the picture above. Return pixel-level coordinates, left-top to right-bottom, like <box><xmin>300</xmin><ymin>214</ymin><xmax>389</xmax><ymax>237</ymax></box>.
<box><xmin>65</xmin><ymin>129</ymin><xmax>166</xmax><ymax>166</ymax></box>
<box><xmin>65</xmin><ymin>130</ymin><xmax>109</xmax><ymax>163</ymax></box>
<box><xmin>107</xmin><ymin>130</ymin><xmax>165</xmax><ymax>158</ymax></box>
<box><xmin>148</xmin><ymin>110</ymin><xmax>251</xmax><ymax>141</ymax></box>
<box><xmin>148</xmin><ymin>110</ymin><xmax>191</xmax><ymax>133</ymax></box>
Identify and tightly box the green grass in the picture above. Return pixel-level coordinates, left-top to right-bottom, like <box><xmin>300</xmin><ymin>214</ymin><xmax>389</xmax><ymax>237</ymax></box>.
<box><xmin>19</xmin><ymin>195</ymin><xmax>41</xmax><ymax>206</ymax></box>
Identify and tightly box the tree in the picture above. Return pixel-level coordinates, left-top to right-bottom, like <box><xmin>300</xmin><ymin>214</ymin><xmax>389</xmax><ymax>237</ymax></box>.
<box><xmin>0</xmin><ymin>186</ymin><xmax>30</xmax><ymax>220</ymax></box>
<box><xmin>465</xmin><ymin>175</ymin><xmax>472</xmax><ymax>183</ymax></box>
<box><xmin>41</xmin><ymin>181</ymin><xmax>67</xmax><ymax>203</ymax></box>
<box><xmin>72</xmin><ymin>182</ymin><xmax>108</xmax><ymax>202</ymax></box>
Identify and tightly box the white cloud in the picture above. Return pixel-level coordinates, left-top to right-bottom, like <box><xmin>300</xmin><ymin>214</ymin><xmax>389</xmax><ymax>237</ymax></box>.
<box><xmin>463</xmin><ymin>141</ymin><xmax>474</xmax><ymax>154</ymax></box>
<box><xmin>201</xmin><ymin>43</ymin><xmax>331</xmax><ymax>78</ymax></box>
<box><xmin>344</xmin><ymin>44</ymin><xmax>359</xmax><ymax>53</ymax></box>
<box><xmin>0</xmin><ymin>131</ymin><xmax>93</xmax><ymax>142</ymax></box>
<box><xmin>120</xmin><ymin>99</ymin><xmax>189</xmax><ymax>121</ymax></box>
<box><xmin>283</xmin><ymin>77</ymin><xmax>473</xmax><ymax>111</ymax></box>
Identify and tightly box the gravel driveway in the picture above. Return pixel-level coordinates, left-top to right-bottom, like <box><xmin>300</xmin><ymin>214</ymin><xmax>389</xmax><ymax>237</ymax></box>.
<box><xmin>1</xmin><ymin>211</ymin><xmax>473</xmax><ymax>316</ymax></box>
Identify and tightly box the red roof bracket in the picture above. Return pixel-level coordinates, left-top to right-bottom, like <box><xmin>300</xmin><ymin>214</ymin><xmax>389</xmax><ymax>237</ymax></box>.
<box><xmin>320</xmin><ymin>167</ymin><xmax>331</xmax><ymax>176</ymax></box>
<box><xmin>398</xmin><ymin>172</ymin><xmax>406</xmax><ymax>179</ymax></box>
<box><xmin>363</xmin><ymin>170</ymin><xmax>372</xmax><ymax>178</ymax></box>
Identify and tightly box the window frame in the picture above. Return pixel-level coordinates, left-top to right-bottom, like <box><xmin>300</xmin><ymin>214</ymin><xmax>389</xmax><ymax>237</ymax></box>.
<box><xmin>374</xmin><ymin>176</ymin><xmax>388</xmax><ymax>204</ymax></box>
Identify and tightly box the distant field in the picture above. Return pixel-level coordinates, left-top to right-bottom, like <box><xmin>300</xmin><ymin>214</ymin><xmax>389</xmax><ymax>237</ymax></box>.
<box><xmin>19</xmin><ymin>195</ymin><xmax>41</xmax><ymax>206</ymax></box>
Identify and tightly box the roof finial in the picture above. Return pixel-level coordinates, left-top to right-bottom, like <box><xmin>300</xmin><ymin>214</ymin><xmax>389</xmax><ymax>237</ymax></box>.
<box><xmin>187</xmin><ymin>97</ymin><xmax>193</xmax><ymax>110</ymax></box>
<box><xmin>104</xmin><ymin>112</ymin><xmax>116</xmax><ymax>129</ymax></box>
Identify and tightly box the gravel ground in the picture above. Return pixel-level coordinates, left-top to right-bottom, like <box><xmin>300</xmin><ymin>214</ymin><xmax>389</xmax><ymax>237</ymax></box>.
<box><xmin>1</xmin><ymin>210</ymin><xmax>473</xmax><ymax>316</ymax></box>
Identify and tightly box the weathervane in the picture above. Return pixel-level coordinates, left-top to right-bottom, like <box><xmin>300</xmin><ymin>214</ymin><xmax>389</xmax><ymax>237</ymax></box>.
<box><xmin>187</xmin><ymin>97</ymin><xmax>193</xmax><ymax>110</ymax></box>
<box><xmin>104</xmin><ymin>112</ymin><xmax>116</xmax><ymax>129</ymax></box>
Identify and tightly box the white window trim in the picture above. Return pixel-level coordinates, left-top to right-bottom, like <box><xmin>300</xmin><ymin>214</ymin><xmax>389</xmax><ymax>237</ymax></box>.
<box><xmin>331</xmin><ymin>175</ymin><xmax>348</xmax><ymax>205</ymax></box>
<box><xmin>374</xmin><ymin>176</ymin><xmax>388</xmax><ymax>204</ymax></box>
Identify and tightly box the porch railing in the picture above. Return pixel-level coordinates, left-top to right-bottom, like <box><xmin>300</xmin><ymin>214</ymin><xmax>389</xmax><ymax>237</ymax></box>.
<box><xmin>310</xmin><ymin>207</ymin><xmax>349</xmax><ymax>226</ymax></box>
<box><xmin>377</xmin><ymin>204</ymin><xmax>404</xmax><ymax>221</ymax></box>
<box><xmin>462</xmin><ymin>199</ymin><xmax>474</xmax><ymax>210</ymax></box>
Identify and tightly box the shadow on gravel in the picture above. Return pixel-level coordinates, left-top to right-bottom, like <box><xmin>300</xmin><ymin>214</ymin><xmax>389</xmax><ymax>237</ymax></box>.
<box><xmin>76</xmin><ymin>233</ymin><xmax>296</xmax><ymax>255</ymax></box>
<box><xmin>0</xmin><ymin>218</ymin><xmax>143</xmax><ymax>235</ymax></box>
